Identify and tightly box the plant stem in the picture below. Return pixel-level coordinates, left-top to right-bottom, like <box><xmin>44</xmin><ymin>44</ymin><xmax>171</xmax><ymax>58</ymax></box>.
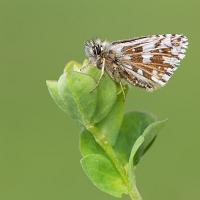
<box><xmin>86</xmin><ymin>124</ymin><xmax>142</xmax><ymax>200</ymax></box>
<box><xmin>129</xmin><ymin>183</ymin><xmax>142</xmax><ymax>200</ymax></box>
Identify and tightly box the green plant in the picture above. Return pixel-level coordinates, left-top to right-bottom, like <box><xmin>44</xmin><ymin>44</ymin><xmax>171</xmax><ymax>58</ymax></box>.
<box><xmin>46</xmin><ymin>60</ymin><xmax>167</xmax><ymax>200</ymax></box>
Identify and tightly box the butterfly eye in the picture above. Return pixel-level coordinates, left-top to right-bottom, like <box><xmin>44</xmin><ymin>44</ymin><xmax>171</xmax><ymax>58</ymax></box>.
<box><xmin>97</xmin><ymin>45</ymin><xmax>102</xmax><ymax>55</ymax></box>
<box><xmin>92</xmin><ymin>45</ymin><xmax>101</xmax><ymax>56</ymax></box>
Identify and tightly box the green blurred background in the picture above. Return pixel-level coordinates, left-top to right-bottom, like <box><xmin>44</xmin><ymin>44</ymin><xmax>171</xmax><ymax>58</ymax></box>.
<box><xmin>0</xmin><ymin>0</ymin><xmax>199</xmax><ymax>199</ymax></box>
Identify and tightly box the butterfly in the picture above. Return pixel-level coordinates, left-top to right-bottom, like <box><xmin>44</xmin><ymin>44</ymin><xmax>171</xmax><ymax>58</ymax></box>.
<box><xmin>84</xmin><ymin>34</ymin><xmax>188</xmax><ymax>91</ymax></box>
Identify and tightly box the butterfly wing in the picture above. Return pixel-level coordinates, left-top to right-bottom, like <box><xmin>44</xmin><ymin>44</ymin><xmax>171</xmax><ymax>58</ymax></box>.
<box><xmin>110</xmin><ymin>34</ymin><xmax>188</xmax><ymax>91</ymax></box>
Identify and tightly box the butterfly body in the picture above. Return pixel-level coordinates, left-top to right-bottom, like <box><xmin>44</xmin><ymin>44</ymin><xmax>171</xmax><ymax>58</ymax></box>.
<box><xmin>84</xmin><ymin>34</ymin><xmax>188</xmax><ymax>91</ymax></box>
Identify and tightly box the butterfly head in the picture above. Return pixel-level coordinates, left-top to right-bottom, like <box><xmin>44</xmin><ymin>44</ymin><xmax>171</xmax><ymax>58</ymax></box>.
<box><xmin>84</xmin><ymin>39</ymin><xmax>109</xmax><ymax>63</ymax></box>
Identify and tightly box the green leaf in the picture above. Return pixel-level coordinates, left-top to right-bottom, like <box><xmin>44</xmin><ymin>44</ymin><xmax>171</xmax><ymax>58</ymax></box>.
<box><xmin>80</xmin><ymin>129</ymin><xmax>105</xmax><ymax>157</ymax></box>
<box><xmin>57</xmin><ymin>71</ymin><xmax>97</xmax><ymax>125</ymax></box>
<box><xmin>47</xmin><ymin>60</ymin><xmax>168</xmax><ymax>200</ymax></box>
<box><xmin>64</xmin><ymin>60</ymin><xmax>82</xmax><ymax>73</ymax></box>
<box><xmin>114</xmin><ymin>111</ymin><xmax>156</xmax><ymax>164</ymax></box>
<box><xmin>126</xmin><ymin>120</ymin><xmax>167</xmax><ymax>191</ymax></box>
<box><xmin>81</xmin><ymin>154</ymin><xmax>128</xmax><ymax>198</ymax></box>
<box><xmin>128</xmin><ymin>136</ymin><xmax>144</xmax><ymax>187</ymax></box>
<box><xmin>87</xmin><ymin>67</ymin><xmax>117</xmax><ymax>123</ymax></box>
<box><xmin>46</xmin><ymin>80</ymin><xmax>69</xmax><ymax>114</ymax></box>
<box><xmin>96</xmin><ymin>93</ymin><xmax>125</xmax><ymax>146</ymax></box>
<box><xmin>64</xmin><ymin>60</ymin><xmax>118</xmax><ymax>124</ymax></box>
<box><xmin>134</xmin><ymin>119</ymin><xmax>167</xmax><ymax>165</ymax></box>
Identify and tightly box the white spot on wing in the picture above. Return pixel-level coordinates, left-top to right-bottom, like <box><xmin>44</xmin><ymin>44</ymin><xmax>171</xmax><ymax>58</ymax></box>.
<box><xmin>178</xmin><ymin>54</ymin><xmax>185</xmax><ymax>59</ymax></box>
<box><xmin>151</xmin><ymin>76</ymin><xmax>165</xmax><ymax>86</ymax></box>
<box><xmin>182</xmin><ymin>37</ymin><xmax>188</xmax><ymax>42</ymax></box>
<box><xmin>167</xmin><ymin>68</ymin><xmax>173</xmax><ymax>73</ymax></box>
<box><xmin>142</xmin><ymin>54</ymin><xmax>152</xmax><ymax>63</ymax></box>
<box><xmin>151</xmin><ymin>76</ymin><xmax>159</xmax><ymax>83</ymax></box>
<box><xmin>123</xmin><ymin>64</ymin><xmax>132</xmax><ymax>70</ymax></box>
<box><xmin>181</xmin><ymin>49</ymin><xmax>186</xmax><ymax>54</ymax></box>
<box><xmin>162</xmin><ymin>74</ymin><xmax>171</xmax><ymax>81</ymax></box>
<box><xmin>123</xmin><ymin>55</ymin><xmax>132</xmax><ymax>60</ymax></box>
<box><xmin>137</xmin><ymin>69</ymin><xmax>143</xmax><ymax>75</ymax></box>
<box><xmin>158</xmin><ymin>80</ymin><xmax>166</xmax><ymax>86</ymax></box>
<box><xmin>163</xmin><ymin>57</ymin><xmax>180</xmax><ymax>66</ymax></box>
<box><xmin>152</xmin><ymin>70</ymin><xmax>158</xmax><ymax>76</ymax></box>
<box><xmin>160</xmin><ymin>37</ymin><xmax>172</xmax><ymax>47</ymax></box>
<box><xmin>182</xmin><ymin>42</ymin><xmax>189</xmax><ymax>48</ymax></box>
<box><xmin>172</xmin><ymin>67</ymin><xmax>178</xmax><ymax>71</ymax></box>
<box><xmin>143</xmin><ymin>42</ymin><xmax>155</xmax><ymax>52</ymax></box>
<box><xmin>171</xmin><ymin>47</ymin><xmax>179</xmax><ymax>55</ymax></box>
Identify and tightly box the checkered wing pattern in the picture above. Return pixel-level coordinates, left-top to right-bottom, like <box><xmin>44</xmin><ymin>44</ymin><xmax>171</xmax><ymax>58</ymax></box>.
<box><xmin>111</xmin><ymin>34</ymin><xmax>188</xmax><ymax>91</ymax></box>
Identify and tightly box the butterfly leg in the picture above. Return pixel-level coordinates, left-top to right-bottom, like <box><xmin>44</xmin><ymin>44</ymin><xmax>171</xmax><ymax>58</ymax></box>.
<box><xmin>97</xmin><ymin>58</ymin><xmax>106</xmax><ymax>85</ymax></box>
<box><xmin>80</xmin><ymin>60</ymin><xmax>90</xmax><ymax>72</ymax></box>
<box><xmin>119</xmin><ymin>81</ymin><xmax>126</xmax><ymax>100</ymax></box>
<box><xmin>90</xmin><ymin>58</ymin><xmax>106</xmax><ymax>92</ymax></box>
